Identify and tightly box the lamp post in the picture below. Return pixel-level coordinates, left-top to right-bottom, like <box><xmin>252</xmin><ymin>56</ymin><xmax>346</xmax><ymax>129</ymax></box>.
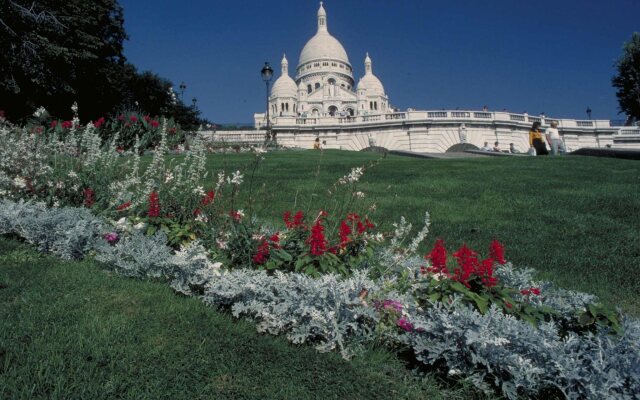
<box><xmin>179</xmin><ymin>82</ymin><xmax>186</xmax><ymax>101</ymax></box>
<box><xmin>261</xmin><ymin>61</ymin><xmax>274</xmax><ymax>145</ymax></box>
<box><xmin>586</xmin><ymin>107</ymin><xmax>592</xmax><ymax>120</ymax></box>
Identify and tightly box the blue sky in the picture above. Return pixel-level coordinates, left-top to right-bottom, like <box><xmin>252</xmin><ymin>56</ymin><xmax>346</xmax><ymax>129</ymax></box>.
<box><xmin>120</xmin><ymin>0</ymin><xmax>640</xmax><ymax>123</ymax></box>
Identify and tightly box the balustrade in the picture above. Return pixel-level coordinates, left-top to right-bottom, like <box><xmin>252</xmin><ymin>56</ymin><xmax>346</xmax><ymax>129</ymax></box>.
<box><xmin>427</xmin><ymin>111</ymin><xmax>448</xmax><ymax>118</ymax></box>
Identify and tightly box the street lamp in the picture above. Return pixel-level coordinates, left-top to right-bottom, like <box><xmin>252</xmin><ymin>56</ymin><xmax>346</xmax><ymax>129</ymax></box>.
<box><xmin>179</xmin><ymin>82</ymin><xmax>186</xmax><ymax>101</ymax></box>
<box><xmin>586</xmin><ymin>107</ymin><xmax>592</xmax><ymax>120</ymax></box>
<box><xmin>261</xmin><ymin>61</ymin><xmax>274</xmax><ymax>144</ymax></box>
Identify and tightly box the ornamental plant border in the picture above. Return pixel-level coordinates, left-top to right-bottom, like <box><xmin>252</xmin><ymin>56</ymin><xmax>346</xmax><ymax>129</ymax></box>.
<box><xmin>0</xmin><ymin>199</ymin><xmax>638</xmax><ymax>400</ymax></box>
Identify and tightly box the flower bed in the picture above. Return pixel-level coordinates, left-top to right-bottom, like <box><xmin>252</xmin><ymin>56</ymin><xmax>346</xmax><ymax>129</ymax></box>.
<box><xmin>1</xmin><ymin>108</ymin><xmax>639</xmax><ymax>399</ymax></box>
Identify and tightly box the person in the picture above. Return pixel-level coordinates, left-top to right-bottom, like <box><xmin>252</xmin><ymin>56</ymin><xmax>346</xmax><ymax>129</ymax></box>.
<box><xmin>509</xmin><ymin>143</ymin><xmax>520</xmax><ymax>154</ymax></box>
<box><xmin>321</xmin><ymin>140</ymin><xmax>326</xmax><ymax>149</ymax></box>
<box><xmin>480</xmin><ymin>141</ymin><xmax>492</xmax><ymax>151</ymax></box>
<box><xmin>545</xmin><ymin>121</ymin><xmax>562</xmax><ymax>155</ymax></box>
<box><xmin>529</xmin><ymin>121</ymin><xmax>548</xmax><ymax>155</ymax></box>
<box><xmin>492</xmin><ymin>141</ymin><xmax>501</xmax><ymax>152</ymax></box>
<box><xmin>313</xmin><ymin>137</ymin><xmax>321</xmax><ymax>150</ymax></box>
<box><xmin>483</xmin><ymin>105</ymin><xmax>488</xmax><ymax>111</ymax></box>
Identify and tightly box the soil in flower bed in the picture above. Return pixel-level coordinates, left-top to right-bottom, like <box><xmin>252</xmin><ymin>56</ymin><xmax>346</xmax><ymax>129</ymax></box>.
<box><xmin>0</xmin><ymin>238</ymin><xmax>486</xmax><ymax>400</ymax></box>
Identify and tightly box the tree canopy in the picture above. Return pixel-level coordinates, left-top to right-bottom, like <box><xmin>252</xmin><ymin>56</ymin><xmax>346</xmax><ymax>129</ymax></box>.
<box><xmin>0</xmin><ymin>0</ymin><xmax>203</xmax><ymax>128</ymax></box>
<box><xmin>612</xmin><ymin>32</ymin><xmax>640</xmax><ymax>122</ymax></box>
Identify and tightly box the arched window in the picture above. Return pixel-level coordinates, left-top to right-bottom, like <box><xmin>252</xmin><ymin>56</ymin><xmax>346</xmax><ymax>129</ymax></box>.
<box><xmin>315</xmin><ymin>82</ymin><xmax>320</xmax><ymax>90</ymax></box>
<box><xmin>369</xmin><ymin>101</ymin><xmax>373</xmax><ymax>110</ymax></box>
<box><xmin>307</xmin><ymin>85</ymin><xmax>312</xmax><ymax>94</ymax></box>
<box><xmin>285</xmin><ymin>103</ymin><xmax>289</xmax><ymax>112</ymax></box>
<box><xmin>328</xmin><ymin>106</ymin><xmax>338</xmax><ymax>116</ymax></box>
<box><xmin>374</xmin><ymin>101</ymin><xmax>378</xmax><ymax>111</ymax></box>
<box><xmin>328</xmin><ymin>78</ymin><xmax>336</xmax><ymax>85</ymax></box>
<box><xmin>281</xmin><ymin>103</ymin><xmax>285</xmax><ymax>112</ymax></box>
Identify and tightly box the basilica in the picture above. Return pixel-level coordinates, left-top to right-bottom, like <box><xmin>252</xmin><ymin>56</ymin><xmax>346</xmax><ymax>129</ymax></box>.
<box><xmin>265</xmin><ymin>2</ymin><xmax>390</xmax><ymax>121</ymax></box>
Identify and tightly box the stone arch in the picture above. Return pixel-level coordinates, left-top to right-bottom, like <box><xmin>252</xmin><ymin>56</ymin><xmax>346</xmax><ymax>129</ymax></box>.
<box><xmin>328</xmin><ymin>105</ymin><xmax>338</xmax><ymax>116</ymax></box>
<box><xmin>311</xmin><ymin>108</ymin><xmax>320</xmax><ymax>117</ymax></box>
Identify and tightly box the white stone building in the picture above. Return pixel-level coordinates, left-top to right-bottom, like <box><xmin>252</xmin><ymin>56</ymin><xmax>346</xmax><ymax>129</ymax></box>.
<box><xmin>260</xmin><ymin>1</ymin><xmax>389</xmax><ymax>122</ymax></box>
<box><xmin>244</xmin><ymin>2</ymin><xmax>640</xmax><ymax>152</ymax></box>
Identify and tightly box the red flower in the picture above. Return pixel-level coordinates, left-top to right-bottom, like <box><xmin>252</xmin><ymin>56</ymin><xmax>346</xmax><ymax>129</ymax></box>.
<box><xmin>269</xmin><ymin>233</ymin><xmax>281</xmax><ymax>249</ymax></box>
<box><xmin>129</xmin><ymin>115</ymin><xmax>138</xmax><ymax>122</ymax></box>
<box><xmin>505</xmin><ymin>302</ymin><xmax>513</xmax><ymax>309</ymax></box>
<box><xmin>307</xmin><ymin>217</ymin><xmax>328</xmax><ymax>256</ymax></box>
<box><xmin>116</xmin><ymin>146</ymin><xmax>125</xmax><ymax>153</ymax></box>
<box><xmin>116</xmin><ymin>201</ymin><xmax>131</xmax><ymax>211</ymax></box>
<box><xmin>253</xmin><ymin>239</ymin><xmax>270</xmax><ymax>265</ymax></box>
<box><xmin>193</xmin><ymin>208</ymin><xmax>201</xmax><ymax>216</ymax></box>
<box><xmin>83</xmin><ymin>187</ymin><xmax>95</xmax><ymax>207</ymax></box>
<box><xmin>530</xmin><ymin>287</ymin><xmax>541</xmax><ymax>296</ymax></box>
<box><xmin>284</xmin><ymin>210</ymin><xmax>305</xmax><ymax>229</ymax></box>
<box><xmin>230</xmin><ymin>210</ymin><xmax>243</xmax><ymax>221</ymax></box>
<box><xmin>201</xmin><ymin>190</ymin><xmax>215</xmax><ymax>205</ymax></box>
<box><xmin>452</xmin><ymin>243</ymin><xmax>479</xmax><ymax>287</ymax></box>
<box><xmin>50</xmin><ymin>120</ymin><xmax>58</xmax><ymax>128</ymax></box>
<box><xmin>148</xmin><ymin>191</ymin><xmax>160</xmax><ymax>217</ymax></box>
<box><xmin>520</xmin><ymin>289</ymin><xmax>531</xmax><ymax>296</ymax></box>
<box><xmin>425</xmin><ymin>239</ymin><xmax>448</xmax><ymax>275</ymax></box>
<box><xmin>61</xmin><ymin>120</ymin><xmax>73</xmax><ymax>129</ymax></box>
<box><xmin>489</xmin><ymin>239</ymin><xmax>506</xmax><ymax>264</ymax></box>
<box><xmin>143</xmin><ymin>115</ymin><xmax>151</xmax><ymax>122</ymax></box>
<box><xmin>339</xmin><ymin>220</ymin><xmax>352</xmax><ymax>248</ymax></box>
<box><xmin>150</xmin><ymin>120</ymin><xmax>160</xmax><ymax>128</ymax></box>
<box><xmin>94</xmin><ymin>117</ymin><xmax>105</xmax><ymax>129</ymax></box>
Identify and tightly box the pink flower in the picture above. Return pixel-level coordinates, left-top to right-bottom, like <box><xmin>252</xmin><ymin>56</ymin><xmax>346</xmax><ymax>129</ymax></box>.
<box><xmin>129</xmin><ymin>115</ymin><xmax>138</xmax><ymax>122</ymax></box>
<box><xmin>383</xmin><ymin>300</ymin><xmax>403</xmax><ymax>313</ymax></box>
<box><xmin>103</xmin><ymin>231</ymin><xmax>119</xmax><ymax>245</ymax></box>
<box><xmin>94</xmin><ymin>117</ymin><xmax>105</xmax><ymax>129</ymax></box>
<box><xmin>50</xmin><ymin>120</ymin><xmax>58</xmax><ymax>128</ymax></box>
<box><xmin>61</xmin><ymin>120</ymin><xmax>73</xmax><ymax>129</ymax></box>
<box><xmin>397</xmin><ymin>318</ymin><xmax>414</xmax><ymax>332</ymax></box>
<box><xmin>150</xmin><ymin>120</ymin><xmax>160</xmax><ymax>128</ymax></box>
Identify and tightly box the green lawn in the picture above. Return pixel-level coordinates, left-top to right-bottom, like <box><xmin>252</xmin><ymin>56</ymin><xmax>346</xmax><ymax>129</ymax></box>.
<box><xmin>0</xmin><ymin>239</ymin><xmax>480</xmax><ymax>400</ymax></box>
<box><xmin>205</xmin><ymin>150</ymin><xmax>640</xmax><ymax>314</ymax></box>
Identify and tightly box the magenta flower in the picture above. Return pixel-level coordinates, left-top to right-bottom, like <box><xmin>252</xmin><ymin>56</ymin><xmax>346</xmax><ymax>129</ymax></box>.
<box><xmin>103</xmin><ymin>231</ymin><xmax>119</xmax><ymax>245</ymax></box>
<box><xmin>397</xmin><ymin>317</ymin><xmax>414</xmax><ymax>332</ymax></box>
<box><xmin>383</xmin><ymin>300</ymin><xmax>403</xmax><ymax>313</ymax></box>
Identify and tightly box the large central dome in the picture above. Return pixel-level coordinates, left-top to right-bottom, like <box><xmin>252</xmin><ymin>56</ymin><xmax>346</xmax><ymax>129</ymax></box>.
<box><xmin>297</xmin><ymin>2</ymin><xmax>350</xmax><ymax>67</ymax></box>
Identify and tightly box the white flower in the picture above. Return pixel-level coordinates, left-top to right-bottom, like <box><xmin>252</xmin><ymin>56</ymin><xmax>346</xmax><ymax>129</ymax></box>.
<box><xmin>227</xmin><ymin>170</ymin><xmax>243</xmax><ymax>185</ymax></box>
<box><xmin>164</xmin><ymin>171</ymin><xmax>174</xmax><ymax>183</ymax></box>
<box><xmin>339</xmin><ymin>166</ymin><xmax>364</xmax><ymax>184</ymax></box>
<box><xmin>195</xmin><ymin>214</ymin><xmax>208</xmax><ymax>223</ymax></box>
<box><xmin>193</xmin><ymin>186</ymin><xmax>205</xmax><ymax>196</ymax></box>
<box><xmin>71</xmin><ymin>102</ymin><xmax>78</xmax><ymax>114</ymax></box>
<box><xmin>216</xmin><ymin>239</ymin><xmax>228</xmax><ymax>249</ymax></box>
<box><xmin>353</xmin><ymin>191</ymin><xmax>365</xmax><ymax>198</ymax></box>
<box><xmin>71</xmin><ymin>184</ymin><xmax>79</xmax><ymax>192</ymax></box>
<box><xmin>33</xmin><ymin>106</ymin><xmax>48</xmax><ymax>118</ymax></box>
<box><xmin>13</xmin><ymin>176</ymin><xmax>26</xmax><ymax>189</ymax></box>
<box><xmin>448</xmin><ymin>369</ymin><xmax>461</xmax><ymax>376</ymax></box>
<box><xmin>116</xmin><ymin>217</ymin><xmax>127</xmax><ymax>226</ymax></box>
<box><xmin>215</xmin><ymin>171</ymin><xmax>225</xmax><ymax>190</ymax></box>
<box><xmin>236</xmin><ymin>209</ymin><xmax>245</xmax><ymax>218</ymax></box>
<box><xmin>67</xmin><ymin>171</ymin><xmax>78</xmax><ymax>179</ymax></box>
<box><xmin>253</xmin><ymin>146</ymin><xmax>267</xmax><ymax>154</ymax></box>
<box><xmin>53</xmin><ymin>200</ymin><xmax>60</xmax><ymax>208</ymax></box>
<box><xmin>133</xmin><ymin>222</ymin><xmax>148</xmax><ymax>231</ymax></box>
<box><xmin>55</xmin><ymin>181</ymin><xmax>65</xmax><ymax>189</ymax></box>
<box><xmin>432</xmin><ymin>272</ymin><xmax>448</xmax><ymax>281</ymax></box>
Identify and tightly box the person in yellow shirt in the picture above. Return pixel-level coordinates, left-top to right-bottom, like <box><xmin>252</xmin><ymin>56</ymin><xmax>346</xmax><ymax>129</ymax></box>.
<box><xmin>529</xmin><ymin>121</ymin><xmax>548</xmax><ymax>155</ymax></box>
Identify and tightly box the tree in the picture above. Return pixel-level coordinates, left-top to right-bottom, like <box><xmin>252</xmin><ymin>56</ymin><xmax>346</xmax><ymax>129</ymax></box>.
<box><xmin>0</xmin><ymin>0</ymin><xmax>129</xmax><ymax>121</ymax></box>
<box><xmin>612</xmin><ymin>32</ymin><xmax>640</xmax><ymax>121</ymax></box>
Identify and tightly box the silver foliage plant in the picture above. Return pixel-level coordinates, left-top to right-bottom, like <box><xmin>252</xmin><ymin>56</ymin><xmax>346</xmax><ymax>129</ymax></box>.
<box><xmin>202</xmin><ymin>269</ymin><xmax>380</xmax><ymax>358</ymax></box>
<box><xmin>0</xmin><ymin>199</ymin><xmax>104</xmax><ymax>259</ymax></box>
<box><xmin>0</xmin><ymin>199</ymin><xmax>639</xmax><ymax>399</ymax></box>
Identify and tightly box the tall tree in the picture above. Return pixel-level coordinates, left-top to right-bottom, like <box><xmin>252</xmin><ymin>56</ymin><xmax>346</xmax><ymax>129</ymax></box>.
<box><xmin>0</xmin><ymin>0</ymin><xmax>128</xmax><ymax>121</ymax></box>
<box><xmin>612</xmin><ymin>32</ymin><xmax>640</xmax><ymax>122</ymax></box>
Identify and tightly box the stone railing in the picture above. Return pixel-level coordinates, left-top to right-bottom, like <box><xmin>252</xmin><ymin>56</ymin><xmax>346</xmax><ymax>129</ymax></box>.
<box><xmin>259</xmin><ymin>110</ymin><xmax>640</xmax><ymax>134</ymax></box>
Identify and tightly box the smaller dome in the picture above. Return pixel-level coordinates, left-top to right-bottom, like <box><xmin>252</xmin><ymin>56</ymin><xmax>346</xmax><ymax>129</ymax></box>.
<box><xmin>271</xmin><ymin>75</ymin><xmax>298</xmax><ymax>98</ymax></box>
<box><xmin>271</xmin><ymin>54</ymin><xmax>298</xmax><ymax>98</ymax></box>
<box><xmin>356</xmin><ymin>53</ymin><xmax>385</xmax><ymax>96</ymax></box>
<box><xmin>357</xmin><ymin>74</ymin><xmax>385</xmax><ymax>96</ymax></box>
